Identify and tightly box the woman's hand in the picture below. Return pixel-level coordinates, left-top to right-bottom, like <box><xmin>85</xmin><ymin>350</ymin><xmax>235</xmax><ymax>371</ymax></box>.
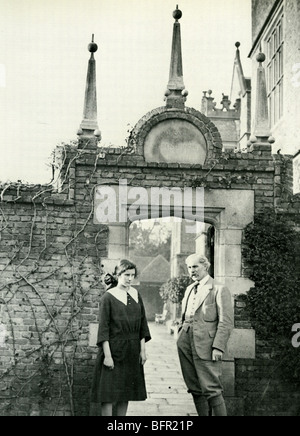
<box><xmin>104</xmin><ymin>356</ymin><xmax>114</xmax><ymax>370</ymax></box>
<box><xmin>140</xmin><ymin>350</ymin><xmax>147</xmax><ymax>366</ymax></box>
<box><xmin>102</xmin><ymin>342</ymin><xmax>114</xmax><ymax>370</ymax></box>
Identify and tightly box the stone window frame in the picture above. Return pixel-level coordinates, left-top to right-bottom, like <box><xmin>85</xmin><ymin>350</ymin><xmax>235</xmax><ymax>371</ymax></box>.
<box><xmin>263</xmin><ymin>4</ymin><xmax>284</xmax><ymax>127</ymax></box>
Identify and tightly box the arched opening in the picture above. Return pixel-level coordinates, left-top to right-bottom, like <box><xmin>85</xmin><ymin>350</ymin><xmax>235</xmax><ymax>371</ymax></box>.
<box><xmin>128</xmin><ymin>217</ymin><xmax>215</xmax><ymax>322</ymax></box>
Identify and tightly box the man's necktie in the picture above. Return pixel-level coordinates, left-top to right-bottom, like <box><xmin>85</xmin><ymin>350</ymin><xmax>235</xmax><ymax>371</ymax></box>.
<box><xmin>193</xmin><ymin>282</ymin><xmax>199</xmax><ymax>294</ymax></box>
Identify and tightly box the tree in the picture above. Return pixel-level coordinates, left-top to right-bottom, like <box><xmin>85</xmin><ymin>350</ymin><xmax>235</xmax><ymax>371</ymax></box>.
<box><xmin>129</xmin><ymin>221</ymin><xmax>172</xmax><ymax>261</ymax></box>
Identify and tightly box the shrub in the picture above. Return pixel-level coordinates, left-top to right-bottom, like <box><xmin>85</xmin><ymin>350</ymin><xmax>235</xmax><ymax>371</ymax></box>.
<box><xmin>159</xmin><ymin>276</ymin><xmax>192</xmax><ymax>304</ymax></box>
<box><xmin>244</xmin><ymin>211</ymin><xmax>300</xmax><ymax>380</ymax></box>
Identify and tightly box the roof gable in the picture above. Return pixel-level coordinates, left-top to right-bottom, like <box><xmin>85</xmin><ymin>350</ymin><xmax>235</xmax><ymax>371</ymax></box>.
<box><xmin>139</xmin><ymin>255</ymin><xmax>170</xmax><ymax>283</ymax></box>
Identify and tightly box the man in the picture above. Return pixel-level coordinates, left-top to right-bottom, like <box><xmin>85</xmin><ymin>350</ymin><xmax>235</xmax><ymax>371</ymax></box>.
<box><xmin>177</xmin><ymin>254</ymin><xmax>234</xmax><ymax>416</ymax></box>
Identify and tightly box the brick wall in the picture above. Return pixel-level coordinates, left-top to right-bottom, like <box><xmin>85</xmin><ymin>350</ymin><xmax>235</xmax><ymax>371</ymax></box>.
<box><xmin>234</xmin><ymin>295</ymin><xmax>300</xmax><ymax>416</ymax></box>
<box><xmin>0</xmin><ymin>178</ymin><xmax>107</xmax><ymax>416</ymax></box>
<box><xmin>0</xmin><ymin>137</ymin><xmax>299</xmax><ymax>415</ymax></box>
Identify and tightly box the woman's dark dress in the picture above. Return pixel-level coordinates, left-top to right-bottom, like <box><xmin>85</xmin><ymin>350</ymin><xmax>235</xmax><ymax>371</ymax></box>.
<box><xmin>90</xmin><ymin>290</ymin><xmax>151</xmax><ymax>403</ymax></box>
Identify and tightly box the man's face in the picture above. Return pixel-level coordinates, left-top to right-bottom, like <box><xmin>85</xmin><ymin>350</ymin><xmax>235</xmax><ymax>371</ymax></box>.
<box><xmin>187</xmin><ymin>261</ymin><xmax>208</xmax><ymax>282</ymax></box>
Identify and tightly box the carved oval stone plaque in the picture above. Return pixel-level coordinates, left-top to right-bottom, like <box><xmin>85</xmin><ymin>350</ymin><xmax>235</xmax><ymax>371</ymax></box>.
<box><xmin>144</xmin><ymin>119</ymin><xmax>207</xmax><ymax>164</ymax></box>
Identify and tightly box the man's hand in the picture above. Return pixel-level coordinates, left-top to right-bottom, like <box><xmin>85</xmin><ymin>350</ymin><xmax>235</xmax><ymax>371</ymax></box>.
<box><xmin>212</xmin><ymin>349</ymin><xmax>223</xmax><ymax>362</ymax></box>
<box><xmin>104</xmin><ymin>356</ymin><xmax>114</xmax><ymax>370</ymax></box>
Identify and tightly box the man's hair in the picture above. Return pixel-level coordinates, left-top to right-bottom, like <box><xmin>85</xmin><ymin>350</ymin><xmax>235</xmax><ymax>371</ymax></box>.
<box><xmin>185</xmin><ymin>254</ymin><xmax>211</xmax><ymax>271</ymax></box>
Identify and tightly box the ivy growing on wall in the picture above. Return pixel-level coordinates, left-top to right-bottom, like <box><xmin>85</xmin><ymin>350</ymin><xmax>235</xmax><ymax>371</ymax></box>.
<box><xmin>243</xmin><ymin>211</ymin><xmax>300</xmax><ymax>381</ymax></box>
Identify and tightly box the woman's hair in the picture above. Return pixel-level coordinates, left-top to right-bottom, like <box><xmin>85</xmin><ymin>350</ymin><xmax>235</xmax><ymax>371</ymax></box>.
<box><xmin>103</xmin><ymin>273</ymin><xmax>118</xmax><ymax>290</ymax></box>
<box><xmin>114</xmin><ymin>259</ymin><xmax>138</xmax><ymax>278</ymax></box>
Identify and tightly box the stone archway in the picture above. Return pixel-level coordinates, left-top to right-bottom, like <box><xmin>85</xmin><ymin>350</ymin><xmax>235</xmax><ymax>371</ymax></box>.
<box><xmin>96</xmin><ymin>186</ymin><xmax>254</xmax><ymax>296</ymax></box>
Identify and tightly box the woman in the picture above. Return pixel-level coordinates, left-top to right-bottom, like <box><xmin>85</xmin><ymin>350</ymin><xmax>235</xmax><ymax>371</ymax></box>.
<box><xmin>91</xmin><ymin>259</ymin><xmax>151</xmax><ymax>416</ymax></box>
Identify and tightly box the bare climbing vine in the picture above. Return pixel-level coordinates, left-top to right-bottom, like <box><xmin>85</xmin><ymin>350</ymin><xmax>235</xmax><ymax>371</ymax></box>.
<box><xmin>0</xmin><ymin>139</ymin><xmax>113</xmax><ymax>416</ymax></box>
<box><xmin>0</xmin><ymin>132</ymin><xmax>138</xmax><ymax>415</ymax></box>
<box><xmin>189</xmin><ymin>153</ymin><xmax>258</xmax><ymax>189</ymax></box>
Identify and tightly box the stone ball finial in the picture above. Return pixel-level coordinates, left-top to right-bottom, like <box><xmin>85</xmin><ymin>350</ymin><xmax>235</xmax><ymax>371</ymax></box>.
<box><xmin>235</xmin><ymin>42</ymin><xmax>241</xmax><ymax>49</ymax></box>
<box><xmin>173</xmin><ymin>5</ymin><xmax>182</xmax><ymax>21</ymax></box>
<box><xmin>88</xmin><ymin>42</ymin><xmax>98</xmax><ymax>53</ymax></box>
<box><xmin>94</xmin><ymin>130</ymin><xmax>102</xmax><ymax>142</ymax></box>
<box><xmin>256</xmin><ymin>52</ymin><xmax>266</xmax><ymax>63</ymax></box>
<box><xmin>88</xmin><ymin>35</ymin><xmax>98</xmax><ymax>53</ymax></box>
<box><xmin>268</xmin><ymin>136</ymin><xmax>276</xmax><ymax>144</ymax></box>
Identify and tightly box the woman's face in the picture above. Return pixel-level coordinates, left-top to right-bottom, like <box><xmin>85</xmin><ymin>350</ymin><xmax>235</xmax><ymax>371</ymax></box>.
<box><xmin>118</xmin><ymin>269</ymin><xmax>136</xmax><ymax>289</ymax></box>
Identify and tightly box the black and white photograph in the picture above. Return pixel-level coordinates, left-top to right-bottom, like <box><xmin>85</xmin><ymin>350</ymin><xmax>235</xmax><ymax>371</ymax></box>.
<box><xmin>0</xmin><ymin>0</ymin><xmax>299</xmax><ymax>419</ymax></box>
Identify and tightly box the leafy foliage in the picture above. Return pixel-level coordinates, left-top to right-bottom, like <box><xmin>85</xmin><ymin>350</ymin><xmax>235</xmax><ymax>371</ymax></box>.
<box><xmin>244</xmin><ymin>212</ymin><xmax>300</xmax><ymax>380</ymax></box>
<box><xmin>159</xmin><ymin>276</ymin><xmax>192</xmax><ymax>304</ymax></box>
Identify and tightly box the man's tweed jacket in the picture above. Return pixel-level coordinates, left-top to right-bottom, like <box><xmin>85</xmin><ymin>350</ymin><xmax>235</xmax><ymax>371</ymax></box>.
<box><xmin>180</xmin><ymin>276</ymin><xmax>234</xmax><ymax>360</ymax></box>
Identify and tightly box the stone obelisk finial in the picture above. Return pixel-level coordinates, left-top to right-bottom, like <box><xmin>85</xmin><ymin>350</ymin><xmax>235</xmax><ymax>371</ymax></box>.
<box><xmin>233</xmin><ymin>42</ymin><xmax>248</xmax><ymax>96</ymax></box>
<box><xmin>77</xmin><ymin>35</ymin><xmax>101</xmax><ymax>140</ymax></box>
<box><xmin>252</xmin><ymin>52</ymin><xmax>271</xmax><ymax>141</ymax></box>
<box><xmin>164</xmin><ymin>6</ymin><xmax>188</xmax><ymax>109</ymax></box>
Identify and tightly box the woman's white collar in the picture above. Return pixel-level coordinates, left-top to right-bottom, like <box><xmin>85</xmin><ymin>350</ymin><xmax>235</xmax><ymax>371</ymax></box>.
<box><xmin>107</xmin><ymin>286</ymin><xmax>139</xmax><ymax>305</ymax></box>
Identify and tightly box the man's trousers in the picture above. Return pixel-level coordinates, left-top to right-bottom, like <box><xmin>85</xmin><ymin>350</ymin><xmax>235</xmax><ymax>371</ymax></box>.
<box><xmin>177</xmin><ymin>324</ymin><xmax>227</xmax><ymax>416</ymax></box>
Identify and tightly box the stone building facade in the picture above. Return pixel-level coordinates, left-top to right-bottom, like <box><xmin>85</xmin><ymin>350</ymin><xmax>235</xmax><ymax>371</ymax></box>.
<box><xmin>0</xmin><ymin>6</ymin><xmax>299</xmax><ymax>416</ymax></box>
<box><xmin>206</xmin><ymin>0</ymin><xmax>300</xmax><ymax>169</ymax></box>
<box><xmin>250</xmin><ymin>0</ymin><xmax>300</xmax><ymax>157</ymax></box>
